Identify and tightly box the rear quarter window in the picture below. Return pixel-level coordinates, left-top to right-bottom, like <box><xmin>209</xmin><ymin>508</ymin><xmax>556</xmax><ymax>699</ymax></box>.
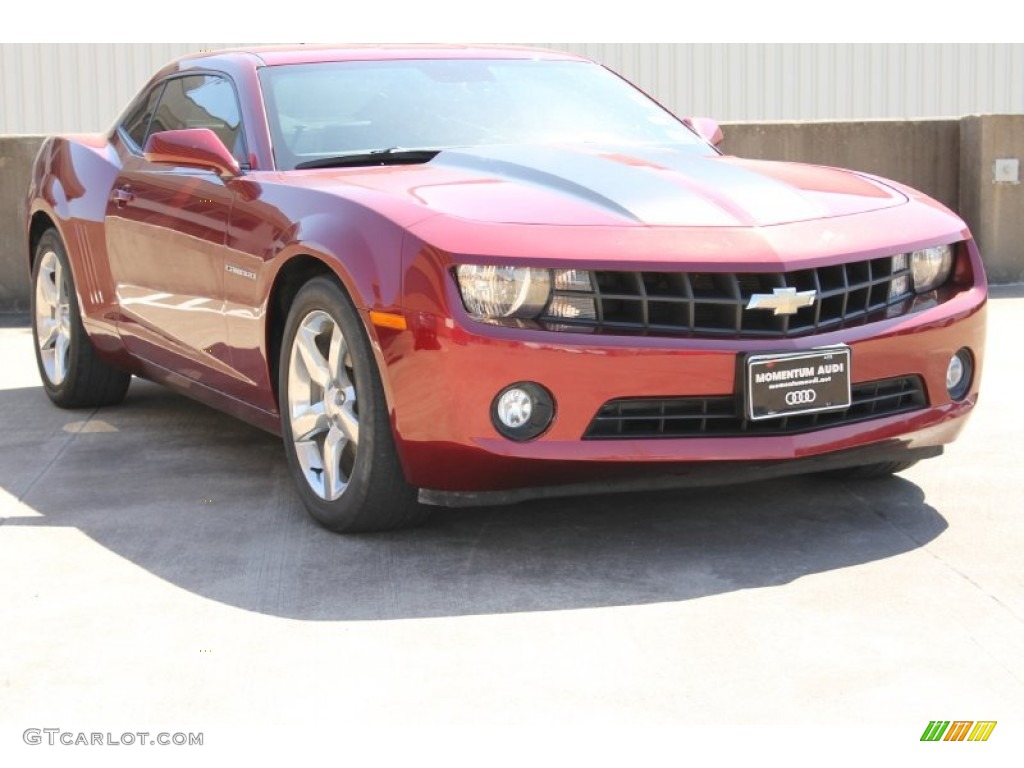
<box><xmin>122</xmin><ymin>84</ymin><xmax>165</xmax><ymax>149</ymax></box>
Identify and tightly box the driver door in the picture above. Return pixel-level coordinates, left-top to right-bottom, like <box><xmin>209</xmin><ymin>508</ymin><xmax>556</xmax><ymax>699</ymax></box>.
<box><xmin>105</xmin><ymin>74</ymin><xmax>248</xmax><ymax>390</ymax></box>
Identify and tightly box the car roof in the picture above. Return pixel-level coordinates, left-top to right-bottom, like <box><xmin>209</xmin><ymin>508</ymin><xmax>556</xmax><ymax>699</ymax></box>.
<box><xmin>175</xmin><ymin>44</ymin><xmax>589</xmax><ymax>68</ymax></box>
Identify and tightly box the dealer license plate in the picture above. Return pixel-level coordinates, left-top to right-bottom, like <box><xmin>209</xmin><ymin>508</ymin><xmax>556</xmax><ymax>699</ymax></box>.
<box><xmin>745</xmin><ymin>347</ymin><xmax>852</xmax><ymax>421</ymax></box>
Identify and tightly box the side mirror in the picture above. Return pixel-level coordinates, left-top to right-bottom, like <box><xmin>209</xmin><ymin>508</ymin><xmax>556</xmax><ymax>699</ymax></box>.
<box><xmin>683</xmin><ymin>117</ymin><xmax>724</xmax><ymax>148</ymax></box>
<box><xmin>143</xmin><ymin>128</ymin><xmax>241</xmax><ymax>177</ymax></box>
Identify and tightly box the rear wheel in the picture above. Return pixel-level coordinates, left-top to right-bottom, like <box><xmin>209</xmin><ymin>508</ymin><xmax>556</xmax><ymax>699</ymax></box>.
<box><xmin>31</xmin><ymin>229</ymin><xmax>131</xmax><ymax>408</ymax></box>
<box><xmin>279</xmin><ymin>277</ymin><xmax>428</xmax><ymax>532</ymax></box>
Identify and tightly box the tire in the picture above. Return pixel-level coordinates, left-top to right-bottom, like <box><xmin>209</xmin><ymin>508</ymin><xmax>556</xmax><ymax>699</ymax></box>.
<box><xmin>31</xmin><ymin>228</ymin><xmax>131</xmax><ymax>408</ymax></box>
<box><xmin>817</xmin><ymin>460</ymin><xmax>919</xmax><ymax>480</ymax></box>
<box><xmin>279</xmin><ymin>276</ymin><xmax>428</xmax><ymax>532</ymax></box>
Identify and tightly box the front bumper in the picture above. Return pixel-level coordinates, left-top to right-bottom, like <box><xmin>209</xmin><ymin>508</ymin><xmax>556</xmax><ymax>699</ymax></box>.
<box><xmin>379</xmin><ymin>275</ymin><xmax>986</xmax><ymax>496</ymax></box>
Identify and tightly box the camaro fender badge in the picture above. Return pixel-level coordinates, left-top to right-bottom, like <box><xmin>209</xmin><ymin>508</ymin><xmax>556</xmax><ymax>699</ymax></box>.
<box><xmin>746</xmin><ymin>287</ymin><xmax>817</xmax><ymax>316</ymax></box>
<box><xmin>225</xmin><ymin>264</ymin><xmax>257</xmax><ymax>281</ymax></box>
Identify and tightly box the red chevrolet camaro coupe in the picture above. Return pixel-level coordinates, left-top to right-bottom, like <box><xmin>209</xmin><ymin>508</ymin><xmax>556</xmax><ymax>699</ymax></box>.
<box><xmin>25</xmin><ymin>45</ymin><xmax>987</xmax><ymax>532</ymax></box>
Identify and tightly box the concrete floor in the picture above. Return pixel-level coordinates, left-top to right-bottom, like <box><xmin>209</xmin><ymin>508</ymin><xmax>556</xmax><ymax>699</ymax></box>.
<box><xmin>1</xmin><ymin>293</ymin><xmax>1022</xmax><ymax>761</ymax></box>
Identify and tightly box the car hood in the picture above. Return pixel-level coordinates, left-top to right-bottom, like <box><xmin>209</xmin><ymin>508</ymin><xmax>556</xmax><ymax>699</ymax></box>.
<box><xmin>299</xmin><ymin>144</ymin><xmax>909</xmax><ymax>228</ymax></box>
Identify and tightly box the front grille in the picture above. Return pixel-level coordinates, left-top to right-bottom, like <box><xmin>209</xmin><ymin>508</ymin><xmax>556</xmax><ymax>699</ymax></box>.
<box><xmin>542</xmin><ymin>255</ymin><xmax>913</xmax><ymax>338</ymax></box>
<box><xmin>585</xmin><ymin>376</ymin><xmax>927</xmax><ymax>439</ymax></box>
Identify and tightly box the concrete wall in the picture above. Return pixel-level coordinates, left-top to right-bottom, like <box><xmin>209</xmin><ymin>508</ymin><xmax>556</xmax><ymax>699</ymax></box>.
<box><xmin>959</xmin><ymin>116</ymin><xmax>1024</xmax><ymax>284</ymax></box>
<box><xmin>0</xmin><ymin>136</ymin><xmax>42</xmax><ymax>312</ymax></box>
<box><xmin>1</xmin><ymin>117</ymin><xmax>1021</xmax><ymax>310</ymax></box>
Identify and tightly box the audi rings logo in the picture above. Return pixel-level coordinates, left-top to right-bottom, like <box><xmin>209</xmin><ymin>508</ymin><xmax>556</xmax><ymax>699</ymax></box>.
<box><xmin>785</xmin><ymin>389</ymin><xmax>817</xmax><ymax>406</ymax></box>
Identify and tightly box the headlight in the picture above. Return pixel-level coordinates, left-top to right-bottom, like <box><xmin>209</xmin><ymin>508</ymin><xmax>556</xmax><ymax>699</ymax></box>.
<box><xmin>909</xmin><ymin>244</ymin><xmax>953</xmax><ymax>293</ymax></box>
<box><xmin>455</xmin><ymin>265</ymin><xmax>551</xmax><ymax>320</ymax></box>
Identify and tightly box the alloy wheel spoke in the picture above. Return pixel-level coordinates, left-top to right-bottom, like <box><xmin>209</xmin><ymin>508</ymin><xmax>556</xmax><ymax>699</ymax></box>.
<box><xmin>292</xmin><ymin>402</ymin><xmax>329</xmax><ymax>441</ymax></box>
<box><xmin>336</xmin><ymin>402</ymin><xmax>360</xmax><ymax>445</ymax></box>
<box><xmin>322</xmin><ymin>426</ymin><xmax>346</xmax><ymax>498</ymax></box>
<box><xmin>58</xmin><ymin>305</ymin><xmax>71</xmax><ymax>336</ymax></box>
<box><xmin>38</xmin><ymin>267</ymin><xmax>57</xmax><ymax>306</ymax></box>
<box><xmin>54</xmin><ymin>332</ymin><xmax>69</xmax><ymax>382</ymax></box>
<box><xmin>54</xmin><ymin>261</ymin><xmax>66</xmax><ymax>305</ymax></box>
<box><xmin>296</xmin><ymin>324</ymin><xmax>331</xmax><ymax>388</ymax></box>
<box><xmin>38</xmin><ymin>318</ymin><xmax>59</xmax><ymax>350</ymax></box>
<box><xmin>328</xmin><ymin>324</ymin><xmax>347</xmax><ymax>383</ymax></box>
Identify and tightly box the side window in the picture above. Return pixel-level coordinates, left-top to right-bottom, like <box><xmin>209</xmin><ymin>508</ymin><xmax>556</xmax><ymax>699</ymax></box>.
<box><xmin>148</xmin><ymin>74</ymin><xmax>248</xmax><ymax>166</ymax></box>
<box><xmin>122</xmin><ymin>84</ymin><xmax>165</xmax><ymax>150</ymax></box>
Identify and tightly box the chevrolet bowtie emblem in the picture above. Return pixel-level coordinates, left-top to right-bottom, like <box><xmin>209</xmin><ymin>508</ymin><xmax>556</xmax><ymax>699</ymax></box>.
<box><xmin>745</xmin><ymin>287</ymin><xmax>817</xmax><ymax>316</ymax></box>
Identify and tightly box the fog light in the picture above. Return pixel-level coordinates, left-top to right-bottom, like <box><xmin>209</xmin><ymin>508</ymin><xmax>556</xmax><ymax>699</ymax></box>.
<box><xmin>946</xmin><ymin>349</ymin><xmax>973</xmax><ymax>401</ymax></box>
<box><xmin>497</xmin><ymin>389</ymin><xmax>532</xmax><ymax>428</ymax></box>
<box><xmin>491</xmin><ymin>382</ymin><xmax>555</xmax><ymax>441</ymax></box>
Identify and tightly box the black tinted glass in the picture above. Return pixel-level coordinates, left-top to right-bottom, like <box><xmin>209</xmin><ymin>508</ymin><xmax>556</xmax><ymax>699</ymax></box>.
<box><xmin>122</xmin><ymin>84</ymin><xmax>164</xmax><ymax>149</ymax></box>
<box><xmin>149</xmin><ymin>75</ymin><xmax>246</xmax><ymax>164</ymax></box>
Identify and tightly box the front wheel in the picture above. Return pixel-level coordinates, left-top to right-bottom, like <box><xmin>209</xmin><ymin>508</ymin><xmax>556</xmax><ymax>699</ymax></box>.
<box><xmin>279</xmin><ymin>277</ymin><xmax>428</xmax><ymax>532</ymax></box>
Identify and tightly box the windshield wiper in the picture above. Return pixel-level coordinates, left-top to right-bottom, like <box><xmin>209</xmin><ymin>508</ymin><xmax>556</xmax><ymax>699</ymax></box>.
<box><xmin>295</xmin><ymin>147</ymin><xmax>441</xmax><ymax>170</ymax></box>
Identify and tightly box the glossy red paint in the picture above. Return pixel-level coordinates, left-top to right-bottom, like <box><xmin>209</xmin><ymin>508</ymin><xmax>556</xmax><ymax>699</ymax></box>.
<box><xmin>24</xmin><ymin>45</ymin><xmax>988</xmax><ymax>501</ymax></box>
<box><xmin>143</xmin><ymin>128</ymin><xmax>241</xmax><ymax>177</ymax></box>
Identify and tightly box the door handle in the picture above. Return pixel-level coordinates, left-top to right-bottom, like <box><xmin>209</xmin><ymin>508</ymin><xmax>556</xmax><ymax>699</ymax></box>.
<box><xmin>111</xmin><ymin>186</ymin><xmax>134</xmax><ymax>208</ymax></box>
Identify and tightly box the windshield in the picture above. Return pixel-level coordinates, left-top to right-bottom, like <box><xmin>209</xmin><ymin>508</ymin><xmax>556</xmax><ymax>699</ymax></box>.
<box><xmin>258</xmin><ymin>59</ymin><xmax>701</xmax><ymax>171</ymax></box>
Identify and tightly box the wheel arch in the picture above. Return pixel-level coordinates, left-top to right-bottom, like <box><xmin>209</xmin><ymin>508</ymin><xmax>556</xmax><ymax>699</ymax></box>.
<box><xmin>28</xmin><ymin>210</ymin><xmax>60</xmax><ymax>270</ymax></box>
<box><xmin>266</xmin><ymin>254</ymin><xmax>335</xmax><ymax>408</ymax></box>
<box><xmin>264</xmin><ymin>251</ymin><xmax>397</xmax><ymax>414</ymax></box>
